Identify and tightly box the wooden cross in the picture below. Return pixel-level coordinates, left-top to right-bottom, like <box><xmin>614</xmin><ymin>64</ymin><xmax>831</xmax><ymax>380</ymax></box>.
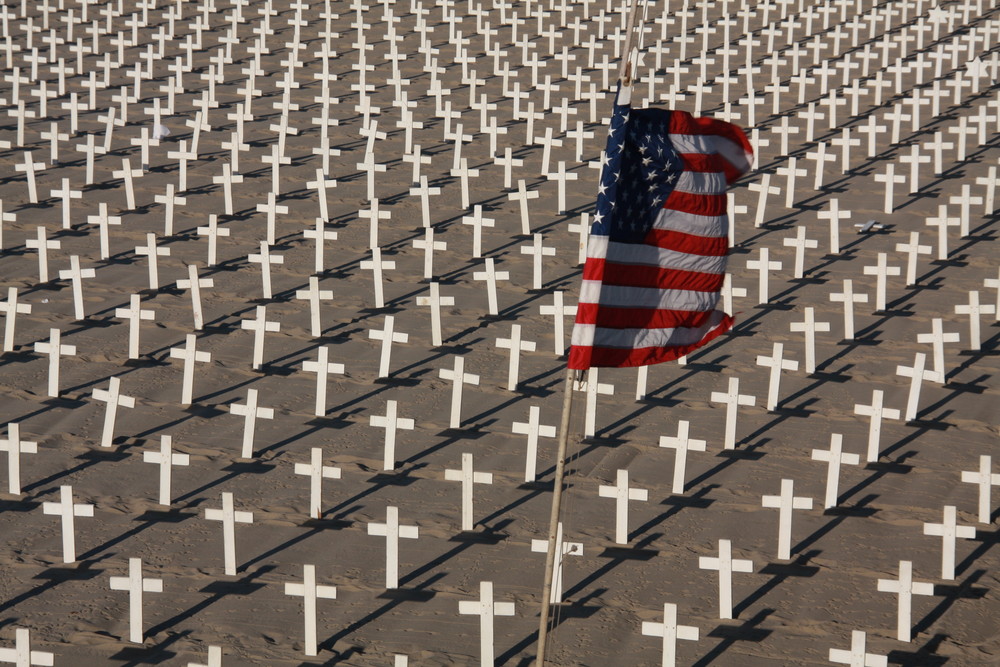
<box><xmin>0</xmin><ymin>627</ymin><xmax>54</xmax><ymax>666</ymax></box>
<box><xmin>256</xmin><ymin>193</ymin><xmax>288</xmax><ymax>245</ymax></box>
<box><xmin>458</xmin><ymin>581</ymin><xmax>516</xmax><ymax>666</ymax></box>
<box><xmin>877</xmin><ymin>560</ymin><xmax>934</xmax><ymax>642</ymax></box>
<box><xmin>134</xmin><ymin>233</ymin><xmax>171</xmax><ymax>290</ymax></box>
<box><xmin>284</xmin><ymin>564</ymin><xmax>337</xmax><ymax>656</ymax></box>
<box><xmin>412</xmin><ymin>228</ymin><xmax>447</xmax><ymax>281</ymax></box>
<box><xmin>50</xmin><ymin>178</ymin><xmax>82</xmax><ymax>229</ymax></box>
<box><xmin>295</xmin><ymin>276</ymin><xmax>333</xmax><ymax>338</ymax></box>
<box><xmin>873</xmin><ymin>164</ymin><xmax>906</xmax><ymax>214</ymax></box>
<box><xmin>33</xmin><ymin>328</ymin><xmax>76</xmax><ymax>398</ymax></box>
<box><xmin>302</xmin><ymin>347</ymin><xmax>345</xmax><ymax>417</ymax></box>
<box><xmin>530</xmin><ymin>522</ymin><xmax>583</xmax><ymax>604</ymax></box>
<box><xmin>240</xmin><ymin>305</ymin><xmax>280</xmax><ymax>370</ymax></box>
<box><xmin>169</xmin><ymin>334</ymin><xmax>211</xmax><ymax>405</ymax></box>
<box><xmin>360</xmin><ymin>198</ymin><xmax>391</xmax><ymax>249</ymax></box>
<box><xmin>811</xmin><ymin>434</ymin><xmax>860</xmax><ymax>509</ymax></box>
<box><xmin>472</xmin><ymin>258</ymin><xmax>509</xmax><ymax>316</ymax></box>
<box><xmin>195</xmin><ymin>215</ymin><xmax>230</xmax><ymax>267</ymax></box>
<box><xmin>776</xmin><ymin>158</ymin><xmax>807</xmax><ymax>208</ymax></box>
<box><xmin>0</xmin><ymin>423</ymin><xmax>36</xmax><ymax>495</ymax></box>
<box><xmin>25</xmin><ymin>226</ymin><xmax>60</xmax><ymax>283</ymax></box>
<box><xmin>92</xmin><ymin>376</ymin><xmax>135</xmax><ymax>447</ymax></box>
<box><xmin>899</xmin><ymin>144</ymin><xmax>931</xmax><ymax>193</ymax></box>
<box><xmin>495</xmin><ymin>324</ymin><xmax>537</xmax><ymax>391</ymax></box>
<box><xmin>370</xmin><ymin>400</ymin><xmax>414</xmax><ymax>470</ymax></box>
<box><xmin>817</xmin><ymin>199</ymin><xmax>851</xmax><ymax>255</ymax></box>
<box><xmin>508</xmin><ymin>180</ymin><xmax>539</xmax><ymax>235</ymax></box>
<box><xmin>512</xmin><ymin>405</ymin><xmax>556</xmax><ymax>483</ymax></box>
<box><xmin>360</xmin><ymin>248</ymin><xmax>396</xmax><ymax>309</ymax></box>
<box><xmin>916</xmin><ymin>318</ymin><xmax>960</xmax><ymax>384</ymax></box>
<box><xmin>367</xmin><ymin>506</ymin><xmax>419</xmax><ymax>589</ymax></box>
<box><xmin>954</xmin><ymin>291</ymin><xmax>993</xmax><ymax>351</ymax></box>
<box><xmin>444</xmin><ymin>452</ymin><xmax>493</xmax><ymax>531</ymax></box>
<box><xmin>854</xmin><ymin>390</ymin><xmax>901</xmax><ymax>462</ymax></box>
<box><xmin>57</xmin><ymin>256</ymin><xmax>95</xmax><ymax>321</ymax></box>
<box><xmin>659</xmin><ymin>420</ymin><xmax>707</xmax><ymax>494</ymax></box>
<box><xmin>0</xmin><ymin>287</ymin><xmax>31</xmax><ymax>352</ymax></box>
<box><xmin>746</xmin><ymin>247</ymin><xmax>782</xmax><ymax>304</ymax></box>
<box><xmin>539</xmin><ymin>291</ymin><xmax>576</xmax><ymax>356</ymax></box>
<box><xmin>961</xmin><ymin>455</ymin><xmax>1000</xmax><ymax>524</ymax></box>
<box><xmin>789</xmin><ymin>307</ymin><xmax>831</xmax><ymax>374</ymax></box>
<box><xmin>642</xmin><ymin>602</ymin><xmax>699</xmax><ymax>667</ymax></box>
<box><xmin>176</xmin><ymin>264</ymin><xmax>213</xmax><ymax>331</ymax></box>
<box><xmin>805</xmin><ymin>142</ymin><xmax>836</xmax><ymax>188</ymax></box>
<box><xmin>408</xmin><ymin>176</ymin><xmax>441</xmax><ymax>229</ymax></box>
<box><xmin>247</xmin><ymin>241</ymin><xmax>284</xmax><ymax>300</ymax></box>
<box><xmin>783</xmin><ymin>226</ymin><xmax>818</xmax><ymax>278</ymax></box>
<box><xmin>114</xmin><ymin>294</ymin><xmax>155</xmax><ymax>359</ymax></box>
<box><xmin>204</xmin><ymin>492</ymin><xmax>254</xmax><ymax>576</ymax></box>
<box><xmin>109</xmin><ymin>558</ymin><xmax>163</xmax><ymax>643</ymax></box>
<box><xmin>710</xmin><ymin>376</ymin><xmax>756</xmax><ymax>450</ymax></box>
<box><xmin>211</xmin><ymin>163</ymin><xmax>243</xmax><ymax>216</ymax></box>
<box><xmin>747</xmin><ymin>174</ymin><xmax>780</xmax><ymax>227</ymax></box>
<box><xmin>87</xmin><ymin>202</ymin><xmax>122</xmax><ymax>259</ymax></box>
<box><xmin>546</xmin><ymin>161</ymin><xmax>579</xmax><ymax>214</ymax></box>
<box><xmin>294</xmin><ymin>448</ymin><xmax>341</xmax><ymax>520</ymax></box>
<box><xmin>143</xmin><ymin>435</ymin><xmax>189</xmax><ymax>506</ymax></box>
<box><xmin>923</xmin><ymin>505</ymin><xmax>976</xmax><ymax>580</ymax></box>
<box><xmin>368</xmin><ymin>315</ymin><xmax>408</xmax><ymax>379</ymax></box>
<box><xmin>74</xmin><ymin>135</ymin><xmax>106</xmax><ymax>185</ymax></box>
<box><xmin>438</xmin><ymin>356</ymin><xmax>480</xmax><ymax>429</ymax></box>
<box><xmin>42</xmin><ymin>485</ymin><xmax>93</xmax><ymax>562</ymax></box>
<box><xmin>462</xmin><ymin>205</ymin><xmax>496</xmax><ymax>259</ymax></box>
<box><xmin>699</xmin><ymin>539</ymin><xmax>754</xmax><ymax>619</ymax></box>
<box><xmin>924</xmin><ymin>205</ymin><xmax>961</xmax><ymax>261</ymax></box>
<box><xmin>862</xmin><ymin>253</ymin><xmax>901</xmax><ymax>312</ymax></box>
<box><xmin>520</xmin><ymin>233</ymin><xmax>556</xmax><ymax>290</ymax></box>
<box><xmin>828</xmin><ymin>631</ymin><xmax>887</xmax><ymax>667</ymax></box>
<box><xmin>450</xmin><ymin>158</ymin><xmax>480</xmax><ymax>209</ymax></box>
<box><xmin>894</xmin><ymin>232</ymin><xmax>932</xmax><ymax>286</ymax></box>
<box><xmin>229</xmin><ymin>388</ymin><xmax>274</xmax><ymax>459</ymax></box>
<box><xmin>761</xmin><ymin>478</ymin><xmax>813</xmax><ymax>560</ymax></box>
<box><xmin>598</xmin><ymin>469</ymin><xmax>648</xmax><ymax>544</ymax></box>
<box><xmin>574</xmin><ymin>369</ymin><xmax>615</xmax><ymax>437</ymax></box>
<box><xmin>756</xmin><ymin>342</ymin><xmax>798</xmax><ymax>411</ymax></box>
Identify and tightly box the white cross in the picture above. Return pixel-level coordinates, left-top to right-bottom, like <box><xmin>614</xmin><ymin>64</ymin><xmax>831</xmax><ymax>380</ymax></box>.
<box><xmin>439</xmin><ymin>356</ymin><xmax>480</xmax><ymax>429</ymax></box>
<box><xmin>546</xmin><ymin>161</ymin><xmax>579</xmax><ymax>214</ymax></box>
<box><xmin>15</xmin><ymin>152</ymin><xmax>45</xmax><ymax>203</ymax></box>
<box><xmin>659</xmin><ymin>420</ymin><xmax>708</xmax><ymax>495</ymax></box>
<box><xmin>195</xmin><ymin>215</ymin><xmax>230</xmax><ymax>267</ymax></box>
<box><xmin>811</xmin><ymin>434</ymin><xmax>860</xmax><ymax>509</ymax></box>
<box><xmin>495</xmin><ymin>324</ymin><xmax>537</xmax><ymax>391</ymax></box>
<box><xmin>50</xmin><ymin>178</ymin><xmax>82</xmax><ymax>229</ymax></box>
<box><xmin>175</xmin><ymin>264</ymin><xmax>213</xmax><ymax>331</ymax></box>
<box><xmin>756</xmin><ymin>342</ymin><xmax>799</xmax><ymax>411</ymax></box>
<box><xmin>0</xmin><ymin>423</ymin><xmax>36</xmax><ymax>495</ymax></box>
<box><xmin>33</xmin><ymin>328</ymin><xmax>76</xmax><ymax>398</ymax></box>
<box><xmin>108</xmin><ymin>558</ymin><xmax>163</xmax><ymax>644</ymax></box>
<box><xmin>574</xmin><ymin>370</ymin><xmax>615</xmax><ymax>437</ymax></box>
<box><xmin>923</xmin><ymin>505</ymin><xmax>976</xmax><ymax>581</ymax></box>
<box><xmin>877</xmin><ymin>560</ymin><xmax>935</xmax><ymax>642</ymax></box>
<box><xmin>458</xmin><ymin>581</ymin><xmax>516</xmax><ymax>667</ymax></box>
<box><xmin>508</xmin><ymin>179</ymin><xmax>540</xmax><ymax>235</ymax></box>
<box><xmin>462</xmin><ymin>205</ymin><xmax>496</xmax><ymax>259</ymax></box>
<box><xmin>368</xmin><ymin>315</ymin><xmax>408</xmax><ymax>379</ymax></box>
<box><xmin>0</xmin><ymin>627</ymin><xmax>54</xmax><ymax>667</ymax></box>
<box><xmin>114</xmin><ymin>294</ymin><xmax>155</xmax><ymax>359</ymax></box>
<box><xmin>302</xmin><ymin>346</ymin><xmax>344</xmax><ymax>417</ymax></box>
<box><xmin>367</xmin><ymin>506</ymin><xmax>419</xmax><ymax>589</ymax></box>
<box><xmin>974</xmin><ymin>166</ymin><xmax>998</xmax><ymax>215</ymax></box>
<box><xmin>247</xmin><ymin>241</ymin><xmax>284</xmax><ymax>300</ymax></box>
<box><xmin>306</xmin><ymin>169</ymin><xmax>337</xmax><ymax>223</ymax></box>
<box><xmin>186</xmin><ymin>646</ymin><xmax>223</xmax><ymax>667</ymax></box>
<box><xmin>789</xmin><ymin>307</ymin><xmax>831</xmax><ymax>374</ymax></box>
<box><xmin>852</xmin><ymin>388</ymin><xmax>900</xmax><ymax>462</ymax></box>
<box><xmin>761</xmin><ymin>478</ymin><xmax>813</xmax><ymax>560</ymax></box>
<box><xmin>294</xmin><ymin>448</ymin><xmax>341</xmax><ymax>519</ymax></box>
<box><xmin>284</xmin><ymin>564</ymin><xmax>337</xmax><ymax>656</ymax></box>
<box><xmin>698</xmin><ymin>539</ymin><xmax>754</xmax><ymax>619</ymax></box>
<box><xmin>954</xmin><ymin>291</ymin><xmax>993</xmax><ymax>351</ymax></box>
<box><xmin>212</xmin><ymin>163</ymin><xmax>243</xmax><ymax>216</ymax></box>
<box><xmin>986</xmin><ymin>268</ymin><xmax>1000</xmax><ymax>322</ymax></box>
<box><xmin>873</xmin><ymin>164</ymin><xmax>906</xmax><ymax>214</ymax></box>
<box><xmin>862</xmin><ymin>253</ymin><xmax>901</xmax><ymax>312</ymax></box>
<box><xmin>360</xmin><ymin>198</ymin><xmax>391</xmax><ymax>249</ymax></box>
<box><xmin>894</xmin><ymin>232</ymin><xmax>932</xmax><ymax>286</ymax></box>
<box><xmin>445</xmin><ymin>452</ymin><xmax>493</xmax><ymax>531</ymax></box>
<box><xmin>134</xmin><ymin>233</ymin><xmax>170</xmax><ymax>290</ymax></box>
<box><xmin>746</xmin><ymin>247</ymin><xmax>782</xmax><ymax>304</ymax></box>
<box><xmin>0</xmin><ymin>287</ymin><xmax>31</xmax><ymax>352</ymax></box>
<box><xmin>229</xmin><ymin>388</ymin><xmax>274</xmax><ymax>459</ymax></box>
<box><xmin>143</xmin><ymin>435</ymin><xmax>189</xmax><ymax>506</ymax></box>
<box><xmin>896</xmin><ymin>352</ymin><xmax>936</xmax><ymax>421</ymax></box>
<box><xmin>240</xmin><ymin>305</ymin><xmax>280</xmax><ymax>370</ymax></box>
<box><xmin>520</xmin><ymin>233</ymin><xmax>557</xmax><ymax>290</ymax></box>
<box><xmin>412</xmin><ymin>227</ymin><xmax>447</xmax><ymax>281</ymax></box>
<box><xmin>299</xmin><ymin>218</ymin><xmax>338</xmax><ymax>277</ymax></box>
<box><xmin>408</xmin><ymin>176</ymin><xmax>441</xmax><ymax>230</ymax></box>
<box><xmin>817</xmin><ymin>199</ymin><xmax>851</xmax><ymax>255</ymax></box>
<box><xmin>530</xmin><ymin>522</ymin><xmax>583</xmax><ymax>604</ymax></box>
<box><xmin>154</xmin><ymin>183</ymin><xmax>187</xmax><ymax>236</ymax></box>
<box><xmin>472</xmin><ymin>258</ymin><xmax>510</xmax><ymax>316</ymax></box>
<box><xmin>92</xmin><ymin>376</ymin><xmax>135</xmax><ymax>447</ymax></box>
<box><xmin>747</xmin><ymin>174</ymin><xmax>780</xmax><ymax>227</ymax></box>
<box><xmin>538</xmin><ymin>291</ymin><xmax>577</xmax><ymax>357</ymax></box>
<box><xmin>512</xmin><ymin>406</ymin><xmax>556</xmax><ymax>483</ymax></box>
<box><xmin>961</xmin><ymin>455</ymin><xmax>1000</xmax><ymax>524</ymax></box>
<box><xmin>828</xmin><ymin>630</ymin><xmax>887</xmax><ymax>667</ymax></box>
<box><xmin>710</xmin><ymin>376</ymin><xmax>756</xmax><ymax>450</ymax></box>
<box><xmin>370</xmin><ymin>400</ymin><xmax>414</xmax><ymax>470</ymax></box>
<box><xmin>451</xmin><ymin>158</ymin><xmax>480</xmax><ymax>209</ymax></box>
<box><xmin>256</xmin><ymin>193</ymin><xmax>288</xmax><ymax>245</ymax></box>
<box><xmin>360</xmin><ymin>247</ymin><xmax>396</xmax><ymax>309</ymax></box>
<box><xmin>42</xmin><ymin>485</ymin><xmax>93</xmax><ymax>563</ymax></box>
<box><xmin>598</xmin><ymin>469</ymin><xmax>648</xmax><ymax>544</ymax></box>
<box><xmin>87</xmin><ymin>202</ymin><xmax>122</xmax><ymax>258</ymax></box>
<box><xmin>916</xmin><ymin>318</ymin><xmax>960</xmax><ymax>384</ymax></box>
<box><xmin>641</xmin><ymin>602</ymin><xmax>699</xmax><ymax>667</ymax></box>
<box><xmin>948</xmin><ymin>185</ymin><xmax>983</xmax><ymax>238</ymax></box>
<box><xmin>169</xmin><ymin>334</ymin><xmax>211</xmax><ymax>406</ymax></box>
<box><xmin>924</xmin><ymin>205</ymin><xmax>961</xmax><ymax>261</ymax></box>
<box><xmin>782</xmin><ymin>226</ymin><xmax>818</xmax><ymax>279</ymax></box>
<box><xmin>57</xmin><ymin>255</ymin><xmax>95</xmax><ymax>321</ymax></box>
<box><xmin>899</xmin><ymin>144</ymin><xmax>931</xmax><ymax>193</ymax></box>
<box><xmin>805</xmin><ymin>141</ymin><xmax>836</xmax><ymax>188</ymax></box>
<box><xmin>204</xmin><ymin>492</ymin><xmax>254</xmax><ymax>576</ymax></box>
<box><xmin>25</xmin><ymin>227</ymin><xmax>60</xmax><ymax>283</ymax></box>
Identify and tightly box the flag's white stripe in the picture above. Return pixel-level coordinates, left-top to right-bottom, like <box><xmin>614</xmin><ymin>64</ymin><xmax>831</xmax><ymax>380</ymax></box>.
<box><xmin>652</xmin><ymin>208</ymin><xmax>728</xmax><ymax>238</ymax></box>
<box><xmin>571</xmin><ymin>313</ymin><xmax>726</xmax><ymax>349</ymax></box>
<box><xmin>675</xmin><ymin>170</ymin><xmax>728</xmax><ymax>196</ymax></box>
<box><xmin>604</xmin><ymin>241</ymin><xmax>728</xmax><ymax>274</ymax></box>
<box><xmin>669</xmin><ymin>133</ymin><xmax>751</xmax><ymax>175</ymax></box>
<box><xmin>578</xmin><ymin>280</ymin><xmax>721</xmax><ymax>311</ymax></box>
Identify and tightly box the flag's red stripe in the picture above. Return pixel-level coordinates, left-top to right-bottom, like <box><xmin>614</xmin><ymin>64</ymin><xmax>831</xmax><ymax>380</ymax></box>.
<box><xmin>568</xmin><ymin>315</ymin><xmax>733</xmax><ymax>369</ymax></box>
<box><xmin>646</xmin><ymin>228</ymin><xmax>728</xmax><ymax>255</ymax></box>
<box><xmin>669</xmin><ymin>112</ymin><xmax>753</xmax><ymax>157</ymax></box>
<box><xmin>582</xmin><ymin>259</ymin><xmax>725</xmax><ymax>292</ymax></box>
<box><xmin>663</xmin><ymin>189</ymin><xmax>727</xmax><ymax>217</ymax></box>
<box><xmin>574</xmin><ymin>302</ymin><xmax>718</xmax><ymax>328</ymax></box>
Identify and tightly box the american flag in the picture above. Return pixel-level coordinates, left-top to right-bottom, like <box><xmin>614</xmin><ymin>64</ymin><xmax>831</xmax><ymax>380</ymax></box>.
<box><xmin>568</xmin><ymin>85</ymin><xmax>754</xmax><ymax>370</ymax></box>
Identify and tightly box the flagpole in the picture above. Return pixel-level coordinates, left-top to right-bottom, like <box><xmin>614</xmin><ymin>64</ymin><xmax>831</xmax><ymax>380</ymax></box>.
<box><xmin>534</xmin><ymin>1</ymin><xmax>645</xmax><ymax>664</ymax></box>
